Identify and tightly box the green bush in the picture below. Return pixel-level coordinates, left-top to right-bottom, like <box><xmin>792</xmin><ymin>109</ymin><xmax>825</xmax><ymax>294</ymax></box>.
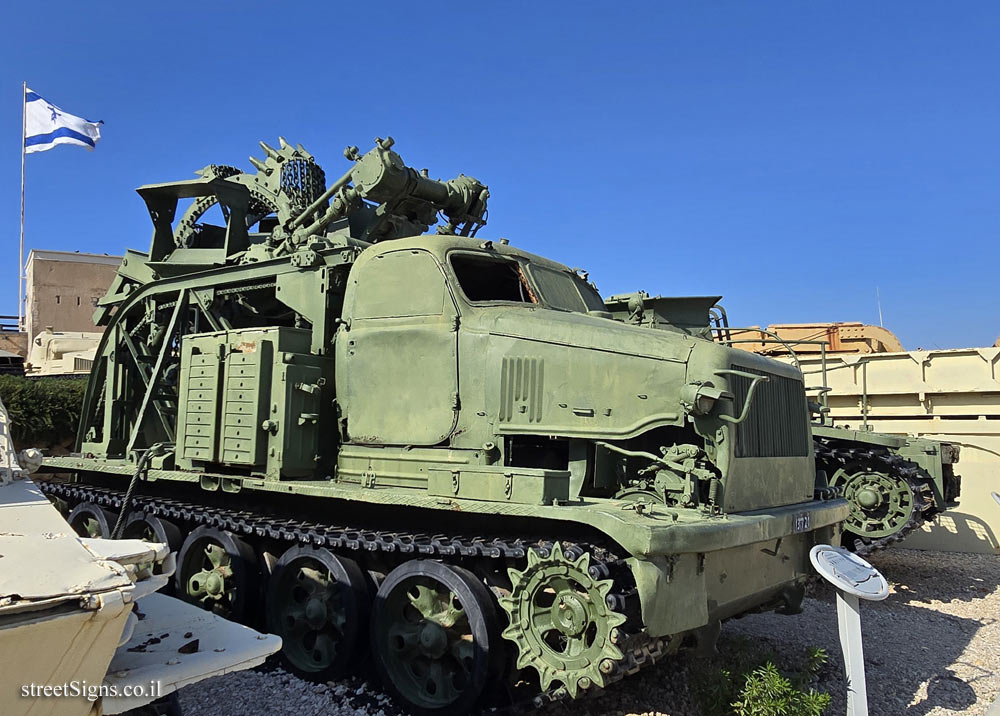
<box><xmin>0</xmin><ymin>376</ymin><xmax>87</xmax><ymax>449</ymax></box>
<box><xmin>694</xmin><ymin>639</ymin><xmax>832</xmax><ymax>716</ymax></box>
<box><xmin>732</xmin><ymin>661</ymin><xmax>831</xmax><ymax>716</ymax></box>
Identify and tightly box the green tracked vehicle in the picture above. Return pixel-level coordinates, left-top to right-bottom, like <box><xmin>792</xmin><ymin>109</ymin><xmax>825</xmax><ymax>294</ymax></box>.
<box><xmin>811</xmin><ymin>425</ymin><xmax>960</xmax><ymax>552</ymax></box>
<box><xmin>38</xmin><ymin>136</ymin><xmax>847</xmax><ymax>714</ymax></box>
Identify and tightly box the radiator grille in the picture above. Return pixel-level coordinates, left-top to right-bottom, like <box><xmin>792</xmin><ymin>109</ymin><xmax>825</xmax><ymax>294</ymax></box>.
<box><xmin>730</xmin><ymin>366</ymin><xmax>811</xmax><ymax>458</ymax></box>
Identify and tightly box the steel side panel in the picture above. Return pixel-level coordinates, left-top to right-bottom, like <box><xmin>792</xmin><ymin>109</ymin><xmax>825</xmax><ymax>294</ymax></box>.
<box><xmin>340</xmin><ymin>318</ymin><xmax>458</xmax><ymax>445</ymax></box>
<box><xmin>0</xmin><ymin>602</ymin><xmax>131</xmax><ymax>716</ymax></box>
<box><xmin>277</xmin><ymin>362</ymin><xmax>324</xmax><ymax>476</ymax></box>
<box><xmin>220</xmin><ymin>342</ymin><xmax>270</xmax><ymax>466</ymax></box>
<box><xmin>629</xmin><ymin>524</ymin><xmax>838</xmax><ymax>637</ymax></box>
<box><xmin>811</xmin><ymin>424</ymin><xmax>906</xmax><ymax>448</ymax></box>
<box><xmin>795</xmin><ymin>347</ymin><xmax>1000</xmax><ymax>399</ymax></box>
<box><xmin>723</xmin><ymin>456</ymin><xmax>816</xmax><ymax>513</ymax></box>
<box><xmin>477</xmin><ymin>316</ymin><xmax>690</xmax><ymax>440</ymax></box>
<box><xmin>176</xmin><ymin>338</ymin><xmax>221</xmax><ymax>466</ymax></box>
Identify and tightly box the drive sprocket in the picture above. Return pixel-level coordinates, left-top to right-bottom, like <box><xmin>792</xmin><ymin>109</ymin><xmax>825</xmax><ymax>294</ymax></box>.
<box><xmin>498</xmin><ymin>542</ymin><xmax>626</xmax><ymax>698</ymax></box>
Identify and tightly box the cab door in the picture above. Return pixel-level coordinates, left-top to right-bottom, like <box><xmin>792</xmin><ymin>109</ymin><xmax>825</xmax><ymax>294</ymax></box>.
<box><xmin>336</xmin><ymin>248</ymin><xmax>459</xmax><ymax>445</ymax></box>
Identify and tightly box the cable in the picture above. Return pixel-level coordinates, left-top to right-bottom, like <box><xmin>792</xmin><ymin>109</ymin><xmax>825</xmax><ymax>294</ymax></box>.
<box><xmin>110</xmin><ymin>442</ymin><xmax>167</xmax><ymax>539</ymax></box>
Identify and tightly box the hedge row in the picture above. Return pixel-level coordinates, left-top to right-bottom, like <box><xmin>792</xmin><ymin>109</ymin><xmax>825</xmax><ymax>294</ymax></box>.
<box><xmin>0</xmin><ymin>376</ymin><xmax>87</xmax><ymax>449</ymax></box>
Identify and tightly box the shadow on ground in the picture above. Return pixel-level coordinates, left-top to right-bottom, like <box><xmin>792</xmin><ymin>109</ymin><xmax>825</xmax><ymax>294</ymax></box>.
<box><xmin>543</xmin><ymin>549</ymin><xmax>998</xmax><ymax>716</ymax></box>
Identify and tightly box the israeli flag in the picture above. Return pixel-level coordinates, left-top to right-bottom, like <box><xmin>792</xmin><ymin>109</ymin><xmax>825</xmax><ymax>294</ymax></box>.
<box><xmin>24</xmin><ymin>87</ymin><xmax>102</xmax><ymax>154</ymax></box>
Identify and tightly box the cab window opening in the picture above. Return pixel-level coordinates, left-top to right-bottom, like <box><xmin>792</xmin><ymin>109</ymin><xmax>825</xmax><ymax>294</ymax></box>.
<box><xmin>450</xmin><ymin>254</ymin><xmax>537</xmax><ymax>304</ymax></box>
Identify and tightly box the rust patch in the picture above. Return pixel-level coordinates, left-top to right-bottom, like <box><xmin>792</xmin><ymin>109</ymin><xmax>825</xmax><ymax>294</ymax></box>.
<box><xmin>516</xmin><ymin>265</ymin><xmax>539</xmax><ymax>304</ymax></box>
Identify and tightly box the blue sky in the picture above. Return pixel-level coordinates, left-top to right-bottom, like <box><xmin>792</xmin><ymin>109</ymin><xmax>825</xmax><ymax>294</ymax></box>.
<box><xmin>1</xmin><ymin>2</ymin><xmax>997</xmax><ymax>349</ymax></box>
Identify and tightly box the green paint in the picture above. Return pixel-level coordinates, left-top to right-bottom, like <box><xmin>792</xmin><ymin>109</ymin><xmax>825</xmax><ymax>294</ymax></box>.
<box><xmin>375</xmin><ymin>573</ymin><xmax>479</xmax><ymax>709</ymax></box>
<box><xmin>49</xmin><ymin>136</ymin><xmax>850</xmax><ymax>703</ymax></box>
<box><xmin>500</xmin><ymin>542</ymin><xmax>626</xmax><ymax>697</ymax></box>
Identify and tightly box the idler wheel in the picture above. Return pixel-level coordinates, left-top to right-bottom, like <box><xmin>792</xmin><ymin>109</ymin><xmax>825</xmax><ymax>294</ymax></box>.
<box><xmin>68</xmin><ymin>502</ymin><xmax>118</xmax><ymax>539</ymax></box>
<box><xmin>371</xmin><ymin>560</ymin><xmax>500</xmax><ymax>716</ymax></box>
<box><xmin>175</xmin><ymin>525</ymin><xmax>257</xmax><ymax>621</ymax></box>
<box><xmin>266</xmin><ymin>544</ymin><xmax>370</xmax><ymax>680</ymax></box>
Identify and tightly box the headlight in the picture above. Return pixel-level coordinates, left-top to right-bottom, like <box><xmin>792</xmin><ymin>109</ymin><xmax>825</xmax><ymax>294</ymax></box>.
<box><xmin>681</xmin><ymin>381</ymin><xmax>732</xmax><ymax>416</ymax></box>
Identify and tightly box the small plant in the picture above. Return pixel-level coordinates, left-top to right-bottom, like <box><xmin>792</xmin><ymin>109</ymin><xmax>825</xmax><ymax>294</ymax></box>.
<box><xmin>800</xmin><ymin>647</ymin><xmax>829</xmax><ymax>686</ymax></box>
<box><xmin>732</xmin><ymin>661</ymin><xmax>831</xmax><ymax>716</ymax></box>
<box><xmin>693</xmin><ymin>640</ymin><xmax>832</xmax><ymax>716</ymax></box>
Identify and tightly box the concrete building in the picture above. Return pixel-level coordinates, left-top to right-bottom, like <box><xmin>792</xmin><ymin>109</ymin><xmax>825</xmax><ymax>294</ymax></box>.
<box><xmin>24</xmin><ymin>250</ymin><xmax>121</xmax><ymax>345</ymax></box>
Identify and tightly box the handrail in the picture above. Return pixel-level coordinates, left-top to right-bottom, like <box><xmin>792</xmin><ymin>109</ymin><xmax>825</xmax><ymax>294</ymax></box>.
<box><xmin>713</xmin><ymin>369</ymin><xmax>770</xmax><ymax>425</ymax></box>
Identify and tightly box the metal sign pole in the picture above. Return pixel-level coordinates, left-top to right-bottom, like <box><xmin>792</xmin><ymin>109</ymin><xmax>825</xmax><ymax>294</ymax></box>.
<box><xmin>810</xmin><ymin>545</ymin><xmax>889</xmax><ymax>716</ymax></box>
<box><xmin>836</xmin><ymin>590</ymin><xmax>868</xmax><ymax>716</ymax></box>
<box><xmin>18</xmin><ymin>81</ymin><xmax>26</xmax><ymax>333</ymax></box>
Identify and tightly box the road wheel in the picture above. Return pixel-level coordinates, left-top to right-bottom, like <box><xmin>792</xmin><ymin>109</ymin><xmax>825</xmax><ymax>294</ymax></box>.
<box><xmin>68</xmin><ymin>502</ymin><xmax>118</xmax><ymax>539</ymax></box>
<box><xmin>371</xmin><ymin>560</ymin><xmax>500</xmax><ymax>716</ymax></box>
<box><xmin>122</xmin><ymin>512</ymin><xmax>183</xmax><ymax>551</ymax></box>
<box><xmin>122</xmin><ymin>512</ymin><xmax>183</xmax><ymax>588</ymax></box>
<box><xmin>175</xmin><ymin>525</ymin><xmax>257</xmax><ymax>621</ymax></box>
<box><xmin>267</xmin><ymin>545</ymin><xmax>370</xmax><ymax>681</ymax></box>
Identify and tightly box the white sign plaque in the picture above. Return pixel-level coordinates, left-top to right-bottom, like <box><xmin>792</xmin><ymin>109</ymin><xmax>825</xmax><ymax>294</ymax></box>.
<box><xmin>810</xmin><ymin>544</ymin><xmax>890</xmax><ymax>716</ymax></box>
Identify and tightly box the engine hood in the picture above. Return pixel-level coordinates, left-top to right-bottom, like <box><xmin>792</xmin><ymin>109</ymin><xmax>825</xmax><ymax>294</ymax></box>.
<box><xmin>482</xmin><ymin>306</ymin><xmax>696</xmax><ymax>364</ymax></box>
<box><xmin>471</xmin><ymin>306</ymin><xmax>700</xmax><ymax>440</ymax></box>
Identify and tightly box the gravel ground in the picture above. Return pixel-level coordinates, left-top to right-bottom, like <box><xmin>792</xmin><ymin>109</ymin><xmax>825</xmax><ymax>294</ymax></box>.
<box><xmin>178</xmin><ymin>549</ymin><xmax>1000</xmax><ymax>716</ymax></box>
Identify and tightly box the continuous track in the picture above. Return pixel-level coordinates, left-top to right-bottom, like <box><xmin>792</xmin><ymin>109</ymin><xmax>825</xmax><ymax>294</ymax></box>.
<box><xmin>38</xmin><ymin>478</ymin><xmax>670</xmax><ymax>710</ymax></box>
<box><xmin>813</xmin><ymin>440</ymin><xmax>935</xmax><ymax>557</ymax></box>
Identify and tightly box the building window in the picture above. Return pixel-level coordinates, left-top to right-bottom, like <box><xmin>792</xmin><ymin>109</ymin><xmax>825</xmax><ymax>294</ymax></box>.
<box><xmin>55</xmin><ymin>295</ymin><xmax>60</xmax><ymax>304</ymax></box>
<box><xmin>76</xmin><ymin>296</ymin><xmax>81</xmax><ymax>306</ymax></box>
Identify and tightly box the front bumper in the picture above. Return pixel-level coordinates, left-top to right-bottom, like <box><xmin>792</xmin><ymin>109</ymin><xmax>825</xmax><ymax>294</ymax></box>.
<box><xmin>627</xmin><ymin>498</ymin><xmax>848</xmax><ymax>638</ymax></box>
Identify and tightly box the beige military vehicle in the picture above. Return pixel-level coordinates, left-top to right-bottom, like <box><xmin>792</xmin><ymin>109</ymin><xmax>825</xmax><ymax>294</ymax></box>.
<box><xmin>0</xmin><ymin>395</ymin><xmax>281</xmax><ymax>716</ymax></box>
<box><xmin>728</xmin><ymin>322</ymin><xmax>903</xmax><ymax>356</ymax></box>
<box><xmin>24</xmin><ymin>329</ymin><xmax>102</xmax><ymax>377</ymax></box>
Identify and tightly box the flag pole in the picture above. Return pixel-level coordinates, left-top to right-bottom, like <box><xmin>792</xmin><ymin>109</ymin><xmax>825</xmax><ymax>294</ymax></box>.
<box><xmin>18</xmin><ymin>81</ymin><xmax>26</xmax><ymax>333</ymax></box>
